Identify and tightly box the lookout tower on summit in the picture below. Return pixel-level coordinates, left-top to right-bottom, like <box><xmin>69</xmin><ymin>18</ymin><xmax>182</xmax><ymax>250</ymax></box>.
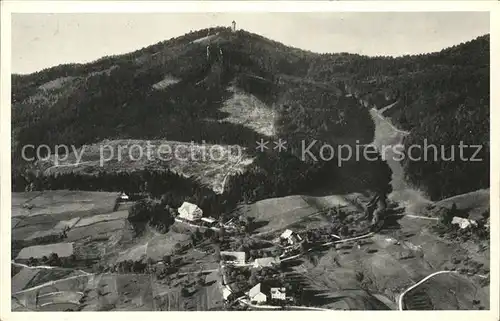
<box><xmin>232</xmin><ymin>20</ymin><xmax>237</xmax><ymax>32</ymax></box>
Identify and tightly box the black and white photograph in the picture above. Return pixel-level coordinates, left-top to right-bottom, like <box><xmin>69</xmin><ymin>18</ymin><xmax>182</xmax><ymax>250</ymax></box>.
<box><xmin>1</xmin><ymin>1</ymin><xmax>498</xmax><ymax>316</ymax></box>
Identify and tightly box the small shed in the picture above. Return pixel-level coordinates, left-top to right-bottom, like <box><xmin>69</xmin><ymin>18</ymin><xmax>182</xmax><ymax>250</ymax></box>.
<box><xmin>201</xmin><ymin>217</ymin><xmax>218</xmax><ymax>226</ymax></box>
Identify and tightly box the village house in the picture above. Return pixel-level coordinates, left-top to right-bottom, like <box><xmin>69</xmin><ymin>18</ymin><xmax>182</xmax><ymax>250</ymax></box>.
<box><xmin>270</xmin><ymin>287</ymin><xmax>287</xmax><ymax>301</ymax></box>
<box><xmin>118</xmin><ymin>192</ymin><xmax>129</xmax><ymax>201</ymax></box>
<box><xmin>220</xmin><ymin>251</ymin><xmax>246</xmax><ymax>266</ymax></box>
<box><xmin>280</xmin><ymin>229</ymin><xmax>302</xmax><ymax>245</ymax></box>
<box><xmin>253</xmin><ymin>257</ymin><xmax>281</xmax><ymax>269</ymax></box>
<box><xmin>177</xmin><ymin>201</ymin><xmax>203</xmax><ymax>221</ymax></box>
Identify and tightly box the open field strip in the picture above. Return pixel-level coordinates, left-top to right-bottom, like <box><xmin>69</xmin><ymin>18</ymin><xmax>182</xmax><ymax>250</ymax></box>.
<box><xmin>73</xmin><ymin>210</ymin><xmax>129</xmax><ymax>228</ymax></box>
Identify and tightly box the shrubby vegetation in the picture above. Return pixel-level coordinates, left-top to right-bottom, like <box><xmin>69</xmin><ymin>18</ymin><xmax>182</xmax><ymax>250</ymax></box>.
<box><xmin>128</xmin><ymin>198</ymin><xmax>175</xmax><ymax>234</ymax></box>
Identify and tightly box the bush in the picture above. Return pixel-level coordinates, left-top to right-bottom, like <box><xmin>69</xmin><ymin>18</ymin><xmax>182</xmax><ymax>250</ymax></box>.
<box><xmin>181</xmin><ymin>288</ymin><xmax>190</xmax><ymax>297</ymax></box>
<box><xmin>129</xmin><ymin>198</ymin><xmax>175</xmax><ymax>234</ymax></box>
<box><xmin>435</xmin><ymin>206</ymin><xmax>455</xmax><ymax>227</ymax></box>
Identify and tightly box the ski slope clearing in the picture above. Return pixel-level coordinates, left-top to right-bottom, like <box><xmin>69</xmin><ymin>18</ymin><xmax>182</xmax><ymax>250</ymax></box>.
<box><xmin>219</xmin><ymin>86</ymin><xmax>277</xmax><ymax>137</ymax></box>
<box><xmin>369</xmin><ymin>104</ymin><xmax>431</xmax><ymax>214</ymax></box>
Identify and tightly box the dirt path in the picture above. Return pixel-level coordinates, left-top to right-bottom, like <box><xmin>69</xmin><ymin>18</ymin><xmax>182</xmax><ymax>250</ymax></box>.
<box><xmin>11</xmin><ymin>261</ymin><xmax>91</xmax><ymax>275</ymax></box>
<box><xmin>12</xmin><ymin>273</ymin><xmax>93</xmax><ymax>296</ymax></box>
<box><xmin>238</xmin><ymin>298</ymin><xmax>335</xmax><ymax>311</ymax></box>
<box><xmin>378</xmin><ymin>101</ymin><xmax>400</xmax><ymax>115</ymax></box>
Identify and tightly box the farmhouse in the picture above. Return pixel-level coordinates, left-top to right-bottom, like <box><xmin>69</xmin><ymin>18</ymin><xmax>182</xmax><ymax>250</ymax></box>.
<box><xmin>280</xmin><ymin>229</ymin><xmax>302</xmax><ymax>245</ymax></box>
<box><xmin>248</xmin><ymin>283</ymin><xmax>269</xmax><ymax>304</ymax></box>
<box><xmin>177</xmin><ymin>202</ymin><xmax>203</xmax><ymax>221</ymax></box>
<box><xmin>253</xmin><ymin>257</ymin><xmax>281</xmax><ymax>268</ymax></box>
<box><xmin>452</xmin><ymin>216</ymin><xmax>478</xmax><ymax>229</ymax></box>
<box><xmin>220</xmin><ymin>251</ymin><xmax>246</xmax><ymax>266</ymax></box>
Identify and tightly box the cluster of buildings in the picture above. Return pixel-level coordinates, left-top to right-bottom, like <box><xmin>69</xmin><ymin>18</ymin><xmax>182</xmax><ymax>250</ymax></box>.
<box><xmin>218</xmin><ymin>228</ymin><xmax>306</xmax><ymax>306</ymax></box>
<box><xmin>248</xmin><ymin>283</ymin><xmax>288</xmax><ymax>304</ymax></box>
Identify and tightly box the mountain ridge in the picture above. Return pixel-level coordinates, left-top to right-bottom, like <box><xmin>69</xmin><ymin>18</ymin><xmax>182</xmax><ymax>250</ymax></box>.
<box><xmin>11</xmin><ymin>27</ymin><xmax>490</xmax><ymax>204</ymax></box>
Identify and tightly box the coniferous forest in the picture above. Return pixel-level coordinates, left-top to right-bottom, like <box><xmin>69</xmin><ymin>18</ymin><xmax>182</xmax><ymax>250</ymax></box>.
<box><xmin>12</xmin><ymin>28</ymin><xmax>489</xmax><ymax>206</ymax></box>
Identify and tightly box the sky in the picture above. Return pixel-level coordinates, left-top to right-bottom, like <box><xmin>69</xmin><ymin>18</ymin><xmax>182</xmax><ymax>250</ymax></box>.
<box><xmin>12</xmin><ymin>12</ymin><xmax>489</xmax><ymax>74</ymax></box>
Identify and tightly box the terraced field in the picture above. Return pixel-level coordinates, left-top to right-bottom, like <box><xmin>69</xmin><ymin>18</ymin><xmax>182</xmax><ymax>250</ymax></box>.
<box><xmin>403</xmin><ymin>289</ymin><xmax>433</xmax><ymax>310</ymax></box>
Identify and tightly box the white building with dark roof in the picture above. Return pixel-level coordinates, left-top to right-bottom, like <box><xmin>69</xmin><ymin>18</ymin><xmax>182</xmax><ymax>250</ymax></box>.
<box><xmin>119</xmin><ymin>192</ymin><xmax>129</xmax><ymax>201</ymax></box>
<box><xmin>280</xmin><ymin>229</ymin><xmax>302</xmax><ymax>245</ymax></box>
<box><xmin>177</xmin><ymin>202</ymin><xmax>203</xmax><ymax>221</ymax></box>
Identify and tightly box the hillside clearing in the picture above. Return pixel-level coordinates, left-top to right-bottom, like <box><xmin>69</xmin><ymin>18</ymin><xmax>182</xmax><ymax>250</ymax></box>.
<box><xmin>219</xmin><ymin>86</ymin><xmax>277</xmax><ymax>137</ymax></box>
<box><xmin>369</xmin><ymin>106</ymin><xmax>431</xmax><ymax>215</ymax></box>
<box><xmin>38</xmin><ymin>139</ymin><xmax>253</xmax><ymax>194</ymax></box>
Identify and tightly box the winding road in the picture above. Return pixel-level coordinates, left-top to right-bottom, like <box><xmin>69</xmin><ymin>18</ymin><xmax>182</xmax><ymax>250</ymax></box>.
<box><xmin>398</xmin><ymin>271</ymin><xmax>457</xmax><ymax>310</ymax></box>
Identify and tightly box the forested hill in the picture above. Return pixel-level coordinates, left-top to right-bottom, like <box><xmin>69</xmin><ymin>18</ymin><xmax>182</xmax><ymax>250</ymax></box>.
<box><xmin>11</xmin><ymin>28</ymin><xmax>489</xmax><ymax>201</ymax></box>
<box><xmin>315</xmin><ymin>34</ymin><xmax>489</xmax><ymax>200</ymax></box>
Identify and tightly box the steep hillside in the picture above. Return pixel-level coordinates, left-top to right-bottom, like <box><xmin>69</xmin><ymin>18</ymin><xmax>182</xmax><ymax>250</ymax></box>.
<box><xmin>11</xmin><ymin>28</ymin><xmax>489</xmax><ymax>206</ymax></box>
<box><xmin>306</xmin><ymin>35</ymin><xmax>490</xmax><ymax>200</ymax></box>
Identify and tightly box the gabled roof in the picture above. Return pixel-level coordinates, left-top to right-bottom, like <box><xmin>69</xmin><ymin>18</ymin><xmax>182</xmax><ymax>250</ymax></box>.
<box><xmin>248</xmin><ymin>283</ymin><xmax>271</xmax><ymax>299</ymax></box>
<box><xmin>178</xmin><ymin>202</ymin><xmax>203</xmax><ymax>219</ymax></box>
<box><xmin>248</xmin><ymin>283</ymin><xmax>262</xmax><ymax>299</ymax></box>
<box><xmin>178</xmin><ymin>201</ymin><xmax>201</xmax><ymax>213</ymax></box>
